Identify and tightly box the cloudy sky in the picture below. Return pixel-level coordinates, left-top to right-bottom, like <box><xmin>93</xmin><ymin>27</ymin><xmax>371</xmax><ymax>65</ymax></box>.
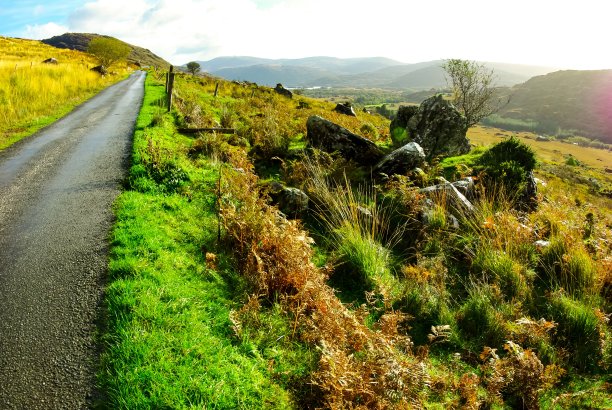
<box><xmin>1</xmin><ymin>0</ymin><xmax>610</xmax><ymax>69</ymax></box>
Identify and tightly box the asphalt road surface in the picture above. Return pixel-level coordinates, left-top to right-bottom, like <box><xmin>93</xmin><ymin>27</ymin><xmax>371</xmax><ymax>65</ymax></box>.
<box><xmin>0</xmin><ymin>71</ymin><xmax>145</xmax><ymax>409</ymax></box>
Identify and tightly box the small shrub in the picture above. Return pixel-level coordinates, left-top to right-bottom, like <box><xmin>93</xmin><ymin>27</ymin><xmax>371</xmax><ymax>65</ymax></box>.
<box><xmin>476</xmin><ymin>137</ymin><xmax>536</xmax><ymax>196</ymax></box>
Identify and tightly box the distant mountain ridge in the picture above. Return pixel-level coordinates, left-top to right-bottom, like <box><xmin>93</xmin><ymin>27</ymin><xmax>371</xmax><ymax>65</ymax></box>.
<box><xmin>190</xmin><ymin>56</ymin><xmax>556</xmax><ymax>90</ymax></box>
<box><xmin>42</xmin><ymin>33</ymin><xmax>170</xmax><ymax>69</ymax></box>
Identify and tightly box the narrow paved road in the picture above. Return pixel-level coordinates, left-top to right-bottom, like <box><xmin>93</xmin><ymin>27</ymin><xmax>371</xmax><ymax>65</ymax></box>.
<box><xmin>0</xmin><ymin>71</ymin><xmax>145</xmax><ymax>409</ymax></box>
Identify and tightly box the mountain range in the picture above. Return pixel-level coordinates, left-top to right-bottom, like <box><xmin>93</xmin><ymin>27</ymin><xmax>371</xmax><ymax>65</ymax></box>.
<box><xmin>189</xmin><ymin>56</ymin><xmax>556</xmax><ymax>90</ymax></box>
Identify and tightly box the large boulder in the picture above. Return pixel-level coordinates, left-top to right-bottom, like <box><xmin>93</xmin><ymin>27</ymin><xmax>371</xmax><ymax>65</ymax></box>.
<box><xmin>400</xmin><ymin>95</ymin><xmax>470</xmax><ymax>160</ymax></box>
<box><xmin>333</xmin><ymin>102</ymin><xmax>356</xmax><ymax>117</ymax></box>
<box><xmin>274</xmin><ymin>83</ymin><xmax>293</xmax><ymax>98</ymax></box>
<box><xmin>374</xmin><ymin>142</ymin><xmax>425</xmax><ymax>177</ymax></box>
<box><xmin>306</xmin><ymin>115</ymin><xmax>384</xmax><ymax>166</ymax></box>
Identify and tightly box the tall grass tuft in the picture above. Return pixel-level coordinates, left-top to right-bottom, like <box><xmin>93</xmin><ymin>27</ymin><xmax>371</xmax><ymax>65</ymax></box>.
<box><xmin>300</xmin><ymin>156</ymin><xmax>406</xmax><ymax>300</ymax></box>
<box><xmin>538</xmin><ymin>237</ymin><xmax>596</xmax><ymax>298</ymax></box>
<box><xmin>546</xmin><ymin>292</ymin><xmax>603</xmax><ymax>370</ymax></box>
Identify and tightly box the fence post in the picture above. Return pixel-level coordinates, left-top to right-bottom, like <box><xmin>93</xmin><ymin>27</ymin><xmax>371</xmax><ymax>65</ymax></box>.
<box><xmin>167</xmin><ymin>72</ymin><xmax>175</xmax><ymax>112</ymax></box>
<box><xmin>214</xmin><ymin>82</ymin><xmax>219</xmax><ymax>98</ymax></box>
<box><xmin>166</xmin><ymin>65</ymin><xmax>174</xmax><ymax>93</ymax></box>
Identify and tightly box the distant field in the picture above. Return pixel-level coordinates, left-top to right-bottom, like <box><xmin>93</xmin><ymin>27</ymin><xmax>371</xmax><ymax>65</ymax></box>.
<box><xmin>468</xmin><ymin>125</ymin><xmax>612</xmax><ymax>172</ymax></box>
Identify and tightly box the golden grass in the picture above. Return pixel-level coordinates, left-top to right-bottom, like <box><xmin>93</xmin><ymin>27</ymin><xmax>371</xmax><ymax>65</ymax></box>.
<box><xmin>0</xmin><ymin>36</ymin><xmax>126</xmax><ymax>149</ymax></box>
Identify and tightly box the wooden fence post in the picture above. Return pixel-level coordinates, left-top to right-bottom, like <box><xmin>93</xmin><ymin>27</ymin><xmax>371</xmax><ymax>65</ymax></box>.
<box><xmin>167</xmin><ymin>72</ymin><xmax>175</xmax><ymax>112</ymax></box>
<box><xmin>214</xmin><ymin>82</ymin><xmax>219</xmax><ymax>98</ymax></box>
<box><xmin>166</xmin><ymin>65</ymin><xmax>174</xmax><ymax>93</ymax></box>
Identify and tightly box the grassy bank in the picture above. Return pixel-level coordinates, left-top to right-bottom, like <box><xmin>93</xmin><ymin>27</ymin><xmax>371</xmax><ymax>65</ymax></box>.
<box><xmin>98</xmin><ymin>74</ymin><xmax>315</xmax><ymax>408</ymax></box>
<box><xmin>0</xmin><ymin>36</ymin><xmax>125</xmax><ymax>150</ymax></box>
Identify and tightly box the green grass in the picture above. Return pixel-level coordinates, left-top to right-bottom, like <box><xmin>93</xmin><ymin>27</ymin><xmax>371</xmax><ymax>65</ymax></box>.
<box><xmin>98</xmin><ymin>73</ymin><xmax>312</xmax><ymax>409</ymax></box>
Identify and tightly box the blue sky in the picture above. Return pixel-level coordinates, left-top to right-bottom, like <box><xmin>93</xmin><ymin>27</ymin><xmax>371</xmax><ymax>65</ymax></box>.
<box><xmin>1</xmin><ymin>0</ymin><xmax>611</xmax><ymax>69</ymax></box>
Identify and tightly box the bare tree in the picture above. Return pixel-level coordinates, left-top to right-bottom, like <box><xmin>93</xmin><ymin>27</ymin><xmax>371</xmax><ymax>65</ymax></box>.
<box><xmin>443</xmin><ymin>59</ymin><xmax>506</xmax><ymax>129</ymax></box>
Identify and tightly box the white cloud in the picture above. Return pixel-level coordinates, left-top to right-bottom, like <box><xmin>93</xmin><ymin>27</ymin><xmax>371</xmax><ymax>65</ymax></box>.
<box><xmin>57</xmin><ymin>0</ymin><xmax>612</xmax><ymax>68</ymax></box>
<box><xmin>24</xmin><ymin>22</ymin><xmax>69</xmax><ymax>39</ymax></box>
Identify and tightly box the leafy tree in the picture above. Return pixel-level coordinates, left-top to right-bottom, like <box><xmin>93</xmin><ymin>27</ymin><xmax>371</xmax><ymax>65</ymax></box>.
<box><xmin>443</xmin><ymin>59</ymin><xmax>506</xmax><ymax>128</ymax></box>
<box><xmin>186</xmin><ymin>61</ymin><xmax>201</xmax><ymax>75</ymax></box>
<box><xmin>88</xmin><ymin>37</ymin><xmax>131</xmax><ymax>68</ymax></box>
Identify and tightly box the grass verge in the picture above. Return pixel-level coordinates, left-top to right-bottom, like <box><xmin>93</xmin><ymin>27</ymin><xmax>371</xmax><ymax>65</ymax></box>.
<box><xmin>98</xmin><ymin>73</ymin><xmax>308</xmax><ymax>409</ymax></box>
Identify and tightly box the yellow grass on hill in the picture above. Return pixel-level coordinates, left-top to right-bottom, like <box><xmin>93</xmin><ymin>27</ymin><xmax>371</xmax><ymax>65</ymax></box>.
<box><xmin>0</xmin><ymin>36</ymin><xmax>126</xmax><ymax>149</ymax></box>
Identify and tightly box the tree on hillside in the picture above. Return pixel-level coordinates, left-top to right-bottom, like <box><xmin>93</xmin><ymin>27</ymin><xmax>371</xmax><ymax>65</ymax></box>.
<box><xmin>443</xmin><ymin>59</ymin><xmax>506</xmax><ymax>129</ymax></box>
<box><xmin>186</xmin><ymin>61</ymin><xmax>201</xmax><ymax>75</ymax></box>
<box><xmin>88</xmin><ymin>37</ymin><xmax>131</xmax><ymax>68</ymax></box>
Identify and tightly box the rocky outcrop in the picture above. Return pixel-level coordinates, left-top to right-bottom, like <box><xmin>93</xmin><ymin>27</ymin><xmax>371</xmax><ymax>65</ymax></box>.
<box><xmin>333</xmin><ymin>102</ymin><xmax>356</xmax><ymax>117</ymax></box>
<box><xmin>374</xmin><ymin>142</ymin><xmax>425</xmax><ymax>177</ymax></box>
<box><xmin>274</xmin><ymin>83</ymin><xmax>293</xmax><ymax>98</ymax></box>
<box><xmin>394</xmin><ymin>95</ymin><xmax>470</xmax><ymax>160</ymax></box>
<box><xmin>306</xmin><ymin>116</ymin><xmax>384</xmax><ymax>166</ymax></box>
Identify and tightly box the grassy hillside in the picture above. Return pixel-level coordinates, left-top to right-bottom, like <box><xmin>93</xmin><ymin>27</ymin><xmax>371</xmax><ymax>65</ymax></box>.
<box><xmin>494</xmin><ymin>70</ymin><xmax>612</xmax><ymax>143</ymax></box>
<box><xmin>42</xmin><ymin>33</ymin><xmax>170</xmax><ymax>69</ymax></box>
<box><xmin>0</xmin><ymin>36</ymin><xmax>126</xmax><ymax>149</ymax></box>
<box><xmin>102</xmin><ymin>70</ymin><xmax>611</xmax><ymax>408</ymax></box>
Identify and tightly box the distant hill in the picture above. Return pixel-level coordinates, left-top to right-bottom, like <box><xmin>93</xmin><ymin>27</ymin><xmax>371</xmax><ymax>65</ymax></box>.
<box><xmin>42</xmin><ymin>33</ymin><xmax>170</xmax><ymax>69</ymax></box>
<box><xmin>195</xmin><ymin>56</ymin><xmax>555</xmax><ymax>90</ymax></box>
<box><xmin>496</xmin><ymin>70</ymin><xmax>612</xmax><ymax>142</ymax></box>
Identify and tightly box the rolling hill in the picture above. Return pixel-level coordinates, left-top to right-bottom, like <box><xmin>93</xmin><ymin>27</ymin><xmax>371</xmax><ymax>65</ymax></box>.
<box><xmin>496</xmin><ymin>69</ymin><xmax>612</xmax><ymax>142</ymax></box>
<box><xmin>42</xmin><ymin>33</ymin><xmax>170</xmax><ymax>69</ymax></box>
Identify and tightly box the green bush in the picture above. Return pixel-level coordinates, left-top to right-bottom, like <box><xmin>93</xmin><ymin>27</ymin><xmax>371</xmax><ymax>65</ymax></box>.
<box><xmin>476</xmin><ymin>137</ymin><xmax>537</xmax><ymax>195</ymax></box>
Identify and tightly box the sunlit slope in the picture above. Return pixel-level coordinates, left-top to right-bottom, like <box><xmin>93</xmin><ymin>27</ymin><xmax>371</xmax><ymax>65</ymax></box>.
<box><xmin>0</xmin><ymin>36</ymin><xmax>125</xmax><ymax>149</ymax></box>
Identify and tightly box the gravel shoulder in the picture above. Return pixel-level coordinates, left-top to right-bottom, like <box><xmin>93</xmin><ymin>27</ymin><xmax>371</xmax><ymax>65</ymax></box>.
<box><xmin>0</xmin><ymin>71</ymin><xmax>145</xmax><ymax>409</ymax></box>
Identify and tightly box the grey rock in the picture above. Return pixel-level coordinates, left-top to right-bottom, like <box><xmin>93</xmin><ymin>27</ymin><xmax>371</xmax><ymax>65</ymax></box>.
<box><xmin>42</xmin><ymin>58</ymin><xmax>58</xmax><ymax>64</ymax></box>
<box><xmin>274</xmin><ymin>83</ymin><xmax>293</xmax><ymax>98</ymax></box>
<box><xmin>420</xmin><ymin>182</ymin><xmax>475</xmax><ymax>215</ymax></box>
<box><xmin>90</xmin><ymin>65</ymin><xmax>107</xmax><ymax>75</ymax></box>
<box><xmin>333</xmin><ymin>102</ymin><xmax>356</xmax><ymax>117</ymax></box>
<box><xmin>277</xmin><ymin>187</ymin><xmax>309</xmax><ymax>218</ymax></box>
<box><xmin>451</xmin><ymin>177</ymin><xmax>476</xmax><ymax>199</ymax></box>
<box><xmin>374</xmin><ymin>142</ymin><xmax>425</xmax><ymax>176</ymax></box>
<box><xmin>306</xmin><ymin>115</ymin><xmax>384</xmax><ymax>166</ymax></box>
<box><xmin>396</xmin><ymin>95</ymin><xmax>469</xmax><ymax>160</ymax></box>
